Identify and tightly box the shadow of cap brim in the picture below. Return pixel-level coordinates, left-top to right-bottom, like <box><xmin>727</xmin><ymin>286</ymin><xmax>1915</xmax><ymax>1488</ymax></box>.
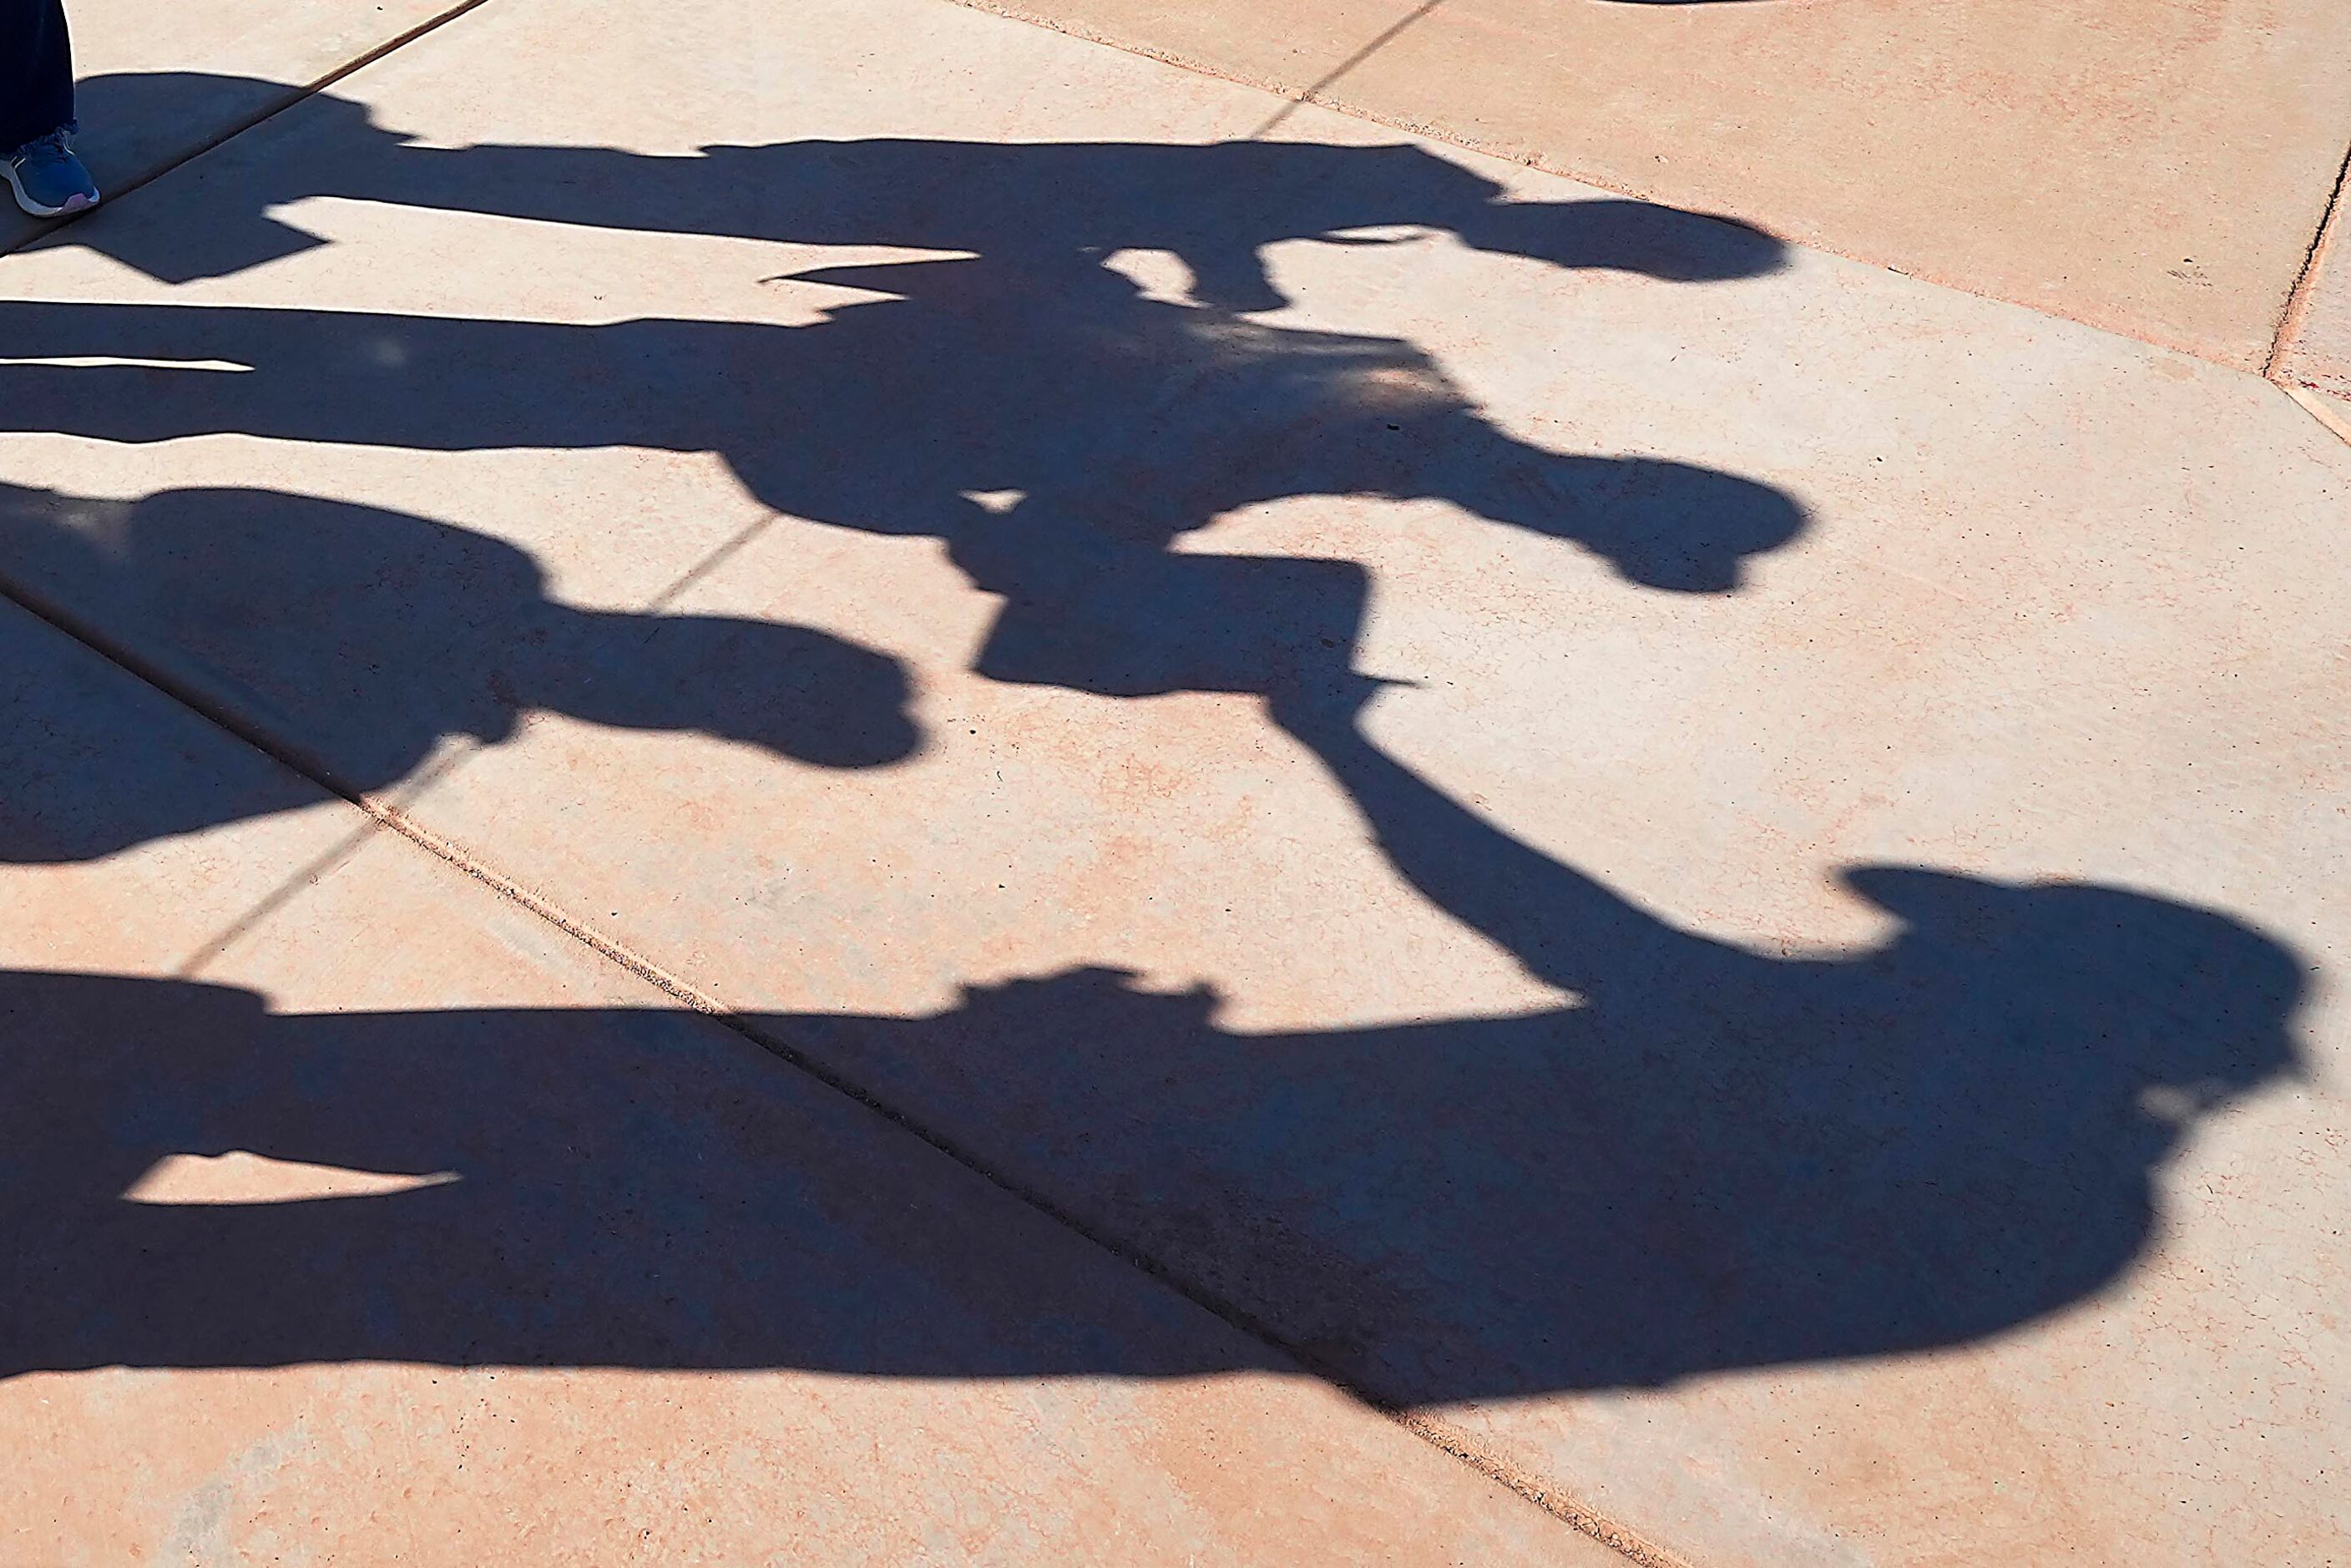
<box><xmin>1466</xmin><ymin>198</ymin><xmax>1787</xmax><ymax>284</ymax></box>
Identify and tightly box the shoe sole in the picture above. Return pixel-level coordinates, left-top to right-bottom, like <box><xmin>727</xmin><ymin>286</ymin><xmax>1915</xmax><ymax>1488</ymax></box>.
<box><xmin>5</xmin><ymin>163</ymin><xmax>99</xmax><ymax>219</ymax></box>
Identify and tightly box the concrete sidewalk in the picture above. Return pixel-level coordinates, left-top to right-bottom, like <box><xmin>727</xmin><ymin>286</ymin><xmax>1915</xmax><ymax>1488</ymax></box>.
<box><xmin>3</xmin><ymin>0</ymin><xmax>2348</xmax><ymax>1564</ymax></box>
<box><xmin>950</xmin><ymin>0</ymin><xmax>2351</xmax><ymax>383</ymax></box>
<box><xmin>0</xmin><ymin>596</ymin><xmax>1599</xmax><ymax>1567</ymax></box>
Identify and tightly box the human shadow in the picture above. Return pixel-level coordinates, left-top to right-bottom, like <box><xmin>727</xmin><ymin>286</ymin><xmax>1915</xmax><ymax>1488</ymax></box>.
<box><xmin>65</xmin><ymin>72</ymin><xmax>1787</xmax><ymax>295</ymax></box>
<box><xmin>0</xmin><ymin>783</ymin><xmax>2303</xmax><ymax>1394</ymax></box>
<box><xmin>0</xmin><ymin>128</ymin><xmax>1802</xmax><ymax>878</ymax></box>
<box><xmin>0</xmin><ymin>962</ymin><xmax>1254</xmax><ymax>1383</ymax></box>
<box><xmin>0</xmin><ymin>564</ymin><xmax>2307</xmax><ymax>1396</ymax></box>
<box><xmin>14</xmin><ymin>89</ymin><xmax>1801</xmax><ymax>659</ymax></box>
<box><xmin>0</xmin><ymin>264</ymin><xmax>1800</xmax><ymax>593</ymax></box>
<box><xmin>25</xmin><ymin>77</ymin><xmax>1804</xmax><ymax>606</ymax></box>
<box><xmin>781</xmin><ymin>721</ymin><xmax>2309</xmax><ymax>1399</ymax></box>
<box><xmin>3</xmin><ymin>98</ymin><xmax>2222</xmax><ymax>1402</ymax></box>
<box><xmin>2</xmin><ymin>471</ymin><xmax>2294</xmax><ymax>1397</ymax></box>
<box><xmin>0</xmin><ymin>479</ymin><xmax>915</xmax><ymax>861</ymax></box>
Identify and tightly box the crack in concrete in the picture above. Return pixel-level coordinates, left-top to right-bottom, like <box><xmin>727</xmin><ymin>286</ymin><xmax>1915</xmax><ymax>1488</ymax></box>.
<box><xmin>2266</xmin><ymin>132</ymin><xmax>2351</xmax><ymax>382</ymax></box>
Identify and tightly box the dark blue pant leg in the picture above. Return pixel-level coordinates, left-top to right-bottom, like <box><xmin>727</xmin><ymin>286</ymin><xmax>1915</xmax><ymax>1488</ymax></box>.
<box><xmin>2</xmin><ymin>0</ymin><xmax>75</xmax><ymax>154</ymax></box>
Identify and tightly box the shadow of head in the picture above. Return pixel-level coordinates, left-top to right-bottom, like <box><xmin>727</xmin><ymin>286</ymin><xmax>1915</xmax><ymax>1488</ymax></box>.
<box><xmin>1484</xmin><ymin>453</ymin><xmax>1807</xmax><ymax>592</ymax></box>
<box><xmin>1847</xmin><ymin>866</ymin><xmax>2306</xmax><ymax>1110</ymax></box>
<box><xmin>547</xmin><ymin>609</ymin><xmax>919</xmax><ymax>769</ymax></box>
<box><xmin>1450</xmin><ymin>197</ymin><xmax>1785</xmax><ymax>286</ymax></box>
<box><xmin>0</xmin><ymin>478</ymin><xmax>921</xmax><ymax>789</ymax></box>
<box><xmin>1113</xmin><ymin>144</ymin><xmax>1787</xmax><ymax>309</ymax></box>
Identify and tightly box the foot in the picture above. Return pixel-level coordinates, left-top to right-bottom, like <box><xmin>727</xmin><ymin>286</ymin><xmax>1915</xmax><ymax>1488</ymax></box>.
<box><xmin>6</xmin><ymin>130</ymin><xmax>100</xmax><ymax>219</ymax></box>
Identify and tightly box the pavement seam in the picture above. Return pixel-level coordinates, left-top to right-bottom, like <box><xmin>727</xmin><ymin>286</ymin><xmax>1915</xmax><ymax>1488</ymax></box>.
<box><xmin>173</xmin><ymin>809</ymin><xmax>393</xmax><ymax>979</ymax></box>
<box><xmin>938</xmin><ymin>0</ymin><xmax>1343</xmax><ymax>101</ymax></box>
<box><xmin>1247</xmin><ymin>0</ymin><xmax>1450</xmax><ymax>139</ymax></box>
<box><xmin>1395</xmin><ymin>1419</ymin><xmax>1700</xmax><ymax>1568</ymax></box>
<box><xmin>2265</xmin><ymin>131</ymin><xmax>2351</xmax><ymax>382</ymax></box>
<box><xmin>0</xmin><ymin>0</ymin><xmax>504</xmax><ymax>264</ymax></box>
<box><xmin>0</xmin><ymin>559</ymin><xmax>1681</xmax><ymax>1568</ymax></box>
<box><xmin>2282</xmin><ymin>380</ymin><xmax>2351</xmax><ymax>445</ymax></box>
<box><xmin>171</xmin><ymin>737</ymin><xmax>488</xmax><ymax>977</ymax></box>
<box><xmin>643</xmin><ymin>510</ymin><xmax>786</xmax><ymax>611</ymax></box>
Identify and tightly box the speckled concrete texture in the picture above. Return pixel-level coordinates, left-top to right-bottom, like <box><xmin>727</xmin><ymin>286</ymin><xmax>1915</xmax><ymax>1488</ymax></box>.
<box><xmin>4</xmin><ymin>0</ymin><xmax>2348</xmax><ymax>1564</ymax></box>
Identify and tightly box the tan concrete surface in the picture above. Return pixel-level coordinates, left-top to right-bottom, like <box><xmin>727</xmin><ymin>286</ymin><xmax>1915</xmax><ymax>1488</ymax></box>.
<box><xmin>964</xmin><ymin>0</ymin><xmax>2351</xmax><ymax>371</ymax></box>
<box><xmin>4</xmin><ymin>0</ymin><xmax>2349</xmax><ymax>1565</ymax></box>
<box><xmin>963</xmin><ymin>0</ymin><xmax>1428</xmax><ymax>98</ymax></box>
<box><xmin>0</xmin><ymin>0</ymin><xmax>476</xmax><ymax>258</ymax></box>
<box><xmin>0</xmin><ymin>599</ymin><xmax>1605</xmax><ymax>1566</ymax></box>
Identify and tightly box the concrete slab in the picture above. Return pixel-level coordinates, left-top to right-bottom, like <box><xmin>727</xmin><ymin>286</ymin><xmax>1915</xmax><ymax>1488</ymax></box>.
<box><xmin>0</xmin><ymin>0</ymin><xmax>484</xmax><ymax>260</ymax></box>
<box><xmin>0</xmin><ymin>600</ymin><xmax>1600</xmax><ymax>1566</ymax></box>
<box><xmin>967</xmin><ymin>0</ymin><xmax>2351</xmax><ymax>371</ymax></box>
<box><xmin>3</xmin><ymin>0</ymin><xmax>2348</xmax><ymax>1564</ymax></box>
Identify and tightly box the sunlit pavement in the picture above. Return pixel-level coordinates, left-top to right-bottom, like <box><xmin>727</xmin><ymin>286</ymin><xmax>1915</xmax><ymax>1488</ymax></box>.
<box><xmin>3</xmin><ymin>2</ymin><xmax>2347</xmax><ymax>1564</ymax></box>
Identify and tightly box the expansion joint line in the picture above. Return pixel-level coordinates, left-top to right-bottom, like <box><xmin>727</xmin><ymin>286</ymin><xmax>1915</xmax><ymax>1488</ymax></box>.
<box><xmin>2267</xmin><ymin>131</ymin><xmax>2351</xmax><ymax>381</ymax></box>
<box><xmin>1249</xmin><ymin>0</ymin><xmax>1451</xmax><ymax>139</ymax></box>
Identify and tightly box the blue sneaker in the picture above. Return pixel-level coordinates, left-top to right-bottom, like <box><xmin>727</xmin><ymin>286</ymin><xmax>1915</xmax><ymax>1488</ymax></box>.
<box><xmin>6</xmin><ymin>129</ymin><xmax>100</xmax><ymax>219</ymax></box>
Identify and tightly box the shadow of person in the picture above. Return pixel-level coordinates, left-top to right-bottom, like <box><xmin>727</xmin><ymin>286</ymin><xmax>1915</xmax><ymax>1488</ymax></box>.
<box><xmin>0</xmin><ymin>65</ymin><xmax>2310</xmax><ymax>1414</ymax></box>
<box><xmin>62</xmin><ymin>73</ymin><xmax>1787</xmax><ymax>296</ymax></box>
<box><xmin>1014</xmin><ymin>692</ymin><xmax>2310</xmax><ymax>1398</ymax></box>
<box><xmin>0</xmin><ymin>824</ymin><xmax>2301</xmax><ymax>1396</ymax></box>
<box><xmin>0</xmin><ymin>244</ymin><xmax>1801</xmax><ymax>969</ymax></box>
<box><xmin>0</xmin><ymin>965</ymin><xmax>1255</xmax><ymax>1383</ymax></box>
<box><xmin>1</xmin><ymin>99</ymin><xmax>1804</xmax><ymax>874</ymax></box>
<box><xmin>0</xmin><ymin>254</ymin><xmax>1802</xmax><ymax>591</ymax></box>
<box><xmin>0</xmin><ymin>471</ymin><xmax>2303</xmax><ymax>1396</ymax></box>
<box><xmin>0</xmin><ymin>268</ymin><xmax>1801</xmax><ymax>921</ymax></box>
<box><xmin>0</xmin><ymin>479</ymin><xmax>916</xmax><ymax>860</ymax></box>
